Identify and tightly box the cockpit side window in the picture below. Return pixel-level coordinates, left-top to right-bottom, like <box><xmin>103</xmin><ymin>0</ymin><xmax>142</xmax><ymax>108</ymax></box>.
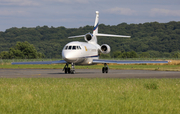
<box><xmin>72</xmin><ymin>46</ymin><xmax>76</xmax><ymax>50</ymax></box>
<box><xmin>65</xmin><ymin>46</ymin><xmax>68</xmax><ymax>50</ymax></box>
<box><xmin>77</xmin><ymin>46</ymin><xmax>80</xmax><ymax>49</ymax></box>
<box><xmin>76</xmin><ymin>46</ymin><xmax>81</xmax><ymax>50</ymax></box>
<box><xmin>68</xmin><ymin>46</ymin><xmax>72</xmax><ymax>49</ymax></box>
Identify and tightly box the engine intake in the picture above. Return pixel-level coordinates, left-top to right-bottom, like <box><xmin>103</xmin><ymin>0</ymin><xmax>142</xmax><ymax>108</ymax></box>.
<box><xmin>100</xmin><ymin>44</ymin><xmax>111</xmax><ymax>54</ymax></box>
<box><xmin>84</xmin><ymin>33</ymin><xmax>93</xmax><ymax>42</ymax></box>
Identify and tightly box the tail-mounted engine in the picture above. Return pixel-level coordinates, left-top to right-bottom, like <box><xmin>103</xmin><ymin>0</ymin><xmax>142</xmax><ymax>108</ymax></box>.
<box><xmin>84</xmin><ymin>33</ymin><xmax>93</xmax><ymax>42</ymax></box>
<box><xmin>100</xmin><ymin>44</ymin><xmax>111</xmax><ymax>54</ymax></box>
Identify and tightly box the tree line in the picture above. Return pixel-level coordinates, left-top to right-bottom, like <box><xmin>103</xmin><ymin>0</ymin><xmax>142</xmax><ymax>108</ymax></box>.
<box><xmin>0</xmin><ymin>21</ymin><xmax>180</xmax><ymax>58</ymax></box>
<box><xmin>0</xmin><ymin>41</ymin><xmax>45</xmax><ymax>59</ymax></box>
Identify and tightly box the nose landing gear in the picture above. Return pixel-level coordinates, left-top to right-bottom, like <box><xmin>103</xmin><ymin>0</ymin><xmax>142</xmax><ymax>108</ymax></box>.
<box><xmin>70</xmin><ymin>63</ymin><xmax>75</xmax><ymax>74</ymax></box>
<box><xmin>63</xmin><ymin>63</ymin><xmax>75</xmax><ymax>74</ymax></box>
<box><xmin>102</xmin><ymin>63</ymin><xmax>108</xmax><ymax>73</ymax></box>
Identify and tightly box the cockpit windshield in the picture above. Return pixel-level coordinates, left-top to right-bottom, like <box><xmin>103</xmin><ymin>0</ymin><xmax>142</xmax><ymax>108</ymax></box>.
<box><xmin>64</xmin><ymin>45</ymin><xmax>82</xmax><ymax>50</ymax></box>
<box><xmin>72</xmin><ymin>46</ymin><xmax>76</xmax><ymax>50</ymax></box>
<box><xmin>68</xmin><ymin>46</ymin><xmax>72</xmax><ymax>49</ymax></box>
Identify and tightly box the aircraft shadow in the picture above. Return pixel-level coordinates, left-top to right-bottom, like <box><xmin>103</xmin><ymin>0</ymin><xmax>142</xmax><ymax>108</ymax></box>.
<box><xmin>48</xmin><ymin>72</ymin><xmax>97</xmax><ymax>75</ymax></box>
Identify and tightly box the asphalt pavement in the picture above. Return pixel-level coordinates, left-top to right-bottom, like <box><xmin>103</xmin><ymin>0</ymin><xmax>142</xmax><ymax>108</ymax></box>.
<box><xmin>0</xmin><ymin>69</ymin><xmax>180</xmax><ymax>78</ymax></box>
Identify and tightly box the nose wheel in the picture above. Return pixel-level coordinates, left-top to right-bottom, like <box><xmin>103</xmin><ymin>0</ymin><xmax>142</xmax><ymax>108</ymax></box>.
<box><xmin>102</xmin><ymin>63</ymin><xmax>108</xmax><ymax>73</ymax></box>
<box><xmin>63</xmin><ymin>63</ymin><xmax>75</xmax><ymax>74</ymax></box>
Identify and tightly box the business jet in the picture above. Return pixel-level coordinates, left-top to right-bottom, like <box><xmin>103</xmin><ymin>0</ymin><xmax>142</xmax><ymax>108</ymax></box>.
<box><xmin>12</xmin><ymin>11</ymin><xmax>168</xmax><ymax>74</ymax></box>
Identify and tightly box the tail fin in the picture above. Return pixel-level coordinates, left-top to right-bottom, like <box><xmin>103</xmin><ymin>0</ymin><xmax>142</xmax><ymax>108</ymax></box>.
<box><xmin>93</xmin><ymin>11</ymin><xmax>99</xmax><ymax>35</ymax></box>
<box><xmin>68</xmin><ymin>11</ymin><xmax>131</xmax><ymax>40</ymax></box>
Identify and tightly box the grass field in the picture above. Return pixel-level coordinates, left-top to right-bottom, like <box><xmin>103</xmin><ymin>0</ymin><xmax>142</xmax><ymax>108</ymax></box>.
<box><xmin>0</xmin><ymin>78</ymin><xmax>180</xmax><ymax>114</ymax></box>
<box><xmin>1</xmin><ymin>59</ymin><xmax>180</xmax><ymax>113</ymax></box>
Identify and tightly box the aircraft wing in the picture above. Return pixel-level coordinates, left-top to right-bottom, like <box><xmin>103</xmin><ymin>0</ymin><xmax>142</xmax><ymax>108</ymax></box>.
<box><xmin>11</xmin><ymin>60</ymin><xmax>66</xmax><ymax>65</ymax></box>
<box><xmin>92</xmin><ymin>59</ymin><xmax>169</xmax><ymax>64</ymax></box>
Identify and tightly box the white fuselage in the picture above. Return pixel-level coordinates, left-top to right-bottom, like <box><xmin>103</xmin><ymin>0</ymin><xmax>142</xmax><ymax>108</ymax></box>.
<box><xmin>62</xmin><ymin>41</ymin><xmax>100</xmax><ymax>65</ymax></box>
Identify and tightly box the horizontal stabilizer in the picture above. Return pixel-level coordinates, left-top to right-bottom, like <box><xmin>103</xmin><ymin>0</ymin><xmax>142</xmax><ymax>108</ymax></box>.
<box><xmin>68</xmin><ymin>35</ymin><xmax>85</xmax><ymax>38</ymax></box>
<box><xmin>96</xmin><ymin>33</ymin><xmax>131</xmax><ymax>38</ymax></box>
<box><xmin>68</xmin><ymin>33</ymin><xmax>130</xmax><ymax>39</ymax></box>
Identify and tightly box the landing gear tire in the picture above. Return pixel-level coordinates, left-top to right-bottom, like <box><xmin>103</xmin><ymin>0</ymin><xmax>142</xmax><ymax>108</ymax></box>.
<box><xmin>65</xmin><ymin>68</ymin><xmax>68</xmax><ymax>74</ymax></box>
<box><xmin>102</xmin><ymin>67</ymin><xmax>105</xmax><ymax>73</ymax></box>
<box><xmin>68</xmin><ymin>68</ymin><xmax>71</xmax><ymax>74</ymax></box>
<box><xmin>63</xmin><ymin>63</ymin><xmax>76</xmax><ymax>74</ymax></box>
<box><xmin>102</xmin><ymin>63</ymin><xmax>109</xmax><ymax>73</ymax></box>
<box><xmin>105</xmin><ymin>67</ymin><xmax>108</xmax><ymax>73</ymax></box>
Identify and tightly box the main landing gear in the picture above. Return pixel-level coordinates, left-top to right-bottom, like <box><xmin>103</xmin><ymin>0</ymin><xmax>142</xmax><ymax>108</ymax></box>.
<box><xmin>102</xmin><ymin>63</ymin><xmax>108</xmax><ymax>73</ymax></box>
<box><xmin>63</xmin><ymin>63</ymin><xmax>75</xmax><ymax>74</ymax></box>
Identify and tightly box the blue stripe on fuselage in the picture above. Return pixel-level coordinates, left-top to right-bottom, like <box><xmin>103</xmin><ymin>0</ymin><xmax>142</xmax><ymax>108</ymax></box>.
<box><xmin>84</xmin><ymin>55</ymin><xmax>99</xmax><ymax>58</ymax></box>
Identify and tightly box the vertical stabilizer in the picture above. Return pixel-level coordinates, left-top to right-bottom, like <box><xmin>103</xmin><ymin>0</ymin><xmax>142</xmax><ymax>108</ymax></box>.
<box><xmin>93</xmin><ymin>11</ymin><xmax>99</xmax><ymax>35</ymax></box>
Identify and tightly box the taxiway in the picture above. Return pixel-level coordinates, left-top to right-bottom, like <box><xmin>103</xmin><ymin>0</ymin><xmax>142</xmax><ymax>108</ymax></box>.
<box><xmin>0</xmin><ymin>69</ymin><xmax>180</xmax><ymax>78</ymax></box>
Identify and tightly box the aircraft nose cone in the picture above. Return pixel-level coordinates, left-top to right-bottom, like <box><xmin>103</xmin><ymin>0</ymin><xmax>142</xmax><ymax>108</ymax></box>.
<box><xmin>62</xmin><ymin>52</ymin><xmax>77</xmax><ymax>62</ymax></box>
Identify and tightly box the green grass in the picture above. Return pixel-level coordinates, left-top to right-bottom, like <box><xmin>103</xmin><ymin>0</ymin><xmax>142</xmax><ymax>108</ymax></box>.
<box><xmin>0</xmin><ymin>78</ymin><xmax>180</xmax><ymax>113</ymax></box>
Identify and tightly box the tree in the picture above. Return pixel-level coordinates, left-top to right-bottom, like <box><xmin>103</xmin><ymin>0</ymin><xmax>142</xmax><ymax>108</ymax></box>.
<box><xmin>113</xmin><ymin>51</ymin><xmax>122</xmax><ymax>58</ymax></box>
<box><xmin>100</xmin><ymin>53</ymin><xmax>111</xmax><ymax>59</ymax></box>
<box><xmin>139</xmin><ymin>52</ymin><xmax>150</xmax><ymax>58</ymax></box>
<box><xmin>173</xmin><ymin>52</ymin><xmax>180</xmax><ymax>58</ymax></box>
<box><xmin>0</xmin><ymin>41</ymin><xmax>45</xmax><ymax>59</ymax></box>
<box><xmin>0</xmin><ymin>51</ymin><xmax>9</xmax><ymax>59</ymax></box>
<box><xmin>122</xmin><ymin>52</ymin><xmax>131</xmax><ymax>58</ymax></box>
<box><xmin>130</xmin><ymin>51</ymin><xmax>138</xmax><ymax>58</ymax></box>
<box><xmin>1</xmin><ymin>21</ymin><xmax>180</xmax><ymax>58</ymax></box>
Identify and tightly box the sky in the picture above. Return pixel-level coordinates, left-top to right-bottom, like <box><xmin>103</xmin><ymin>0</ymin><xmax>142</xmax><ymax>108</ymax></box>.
<box><xmin>0</xmin><ymin>0</ymin><xmax>180</xmax><ymax>31</ymax></box>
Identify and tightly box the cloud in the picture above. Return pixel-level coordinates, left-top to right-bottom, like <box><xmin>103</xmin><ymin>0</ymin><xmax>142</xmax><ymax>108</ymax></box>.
<box><xmin>150</xmin><ymin>8</ymin><xmax>180</xmax><ymax>17</ymax></box>
<box><xmin>50</xmin><ymin>0</ymin><xmax>89</xmax><ymax>4</ymax></box>
<box><xmin>105</xmin><ymin>7</ymin><xmax>136</xmax><ymax>16</ymax></box>
<box><xmin>0</xmin><ymin>0</ymin><xmax>39</xmax><ymax>6</ymax></box>
<box><xmin>0</xmin><ymin>10</ymin><xmax>27</xmax><ymax>16</ymax></box>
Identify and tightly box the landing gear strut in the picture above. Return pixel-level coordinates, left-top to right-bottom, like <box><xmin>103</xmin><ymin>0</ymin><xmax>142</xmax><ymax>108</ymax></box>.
<box><xmin>63</xmin><ymin>63</ymin><xmax>75</xmax><ymax>74</ymax></box>
<box><xmin>102</xmin><ymin>63</ymin><xmax>108</xmax><ymax>73</ymax></box>
<box><xmin>71</xmin><ymin>63</ymin><xmax>75</xmax><ymax>74</ymax></box>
